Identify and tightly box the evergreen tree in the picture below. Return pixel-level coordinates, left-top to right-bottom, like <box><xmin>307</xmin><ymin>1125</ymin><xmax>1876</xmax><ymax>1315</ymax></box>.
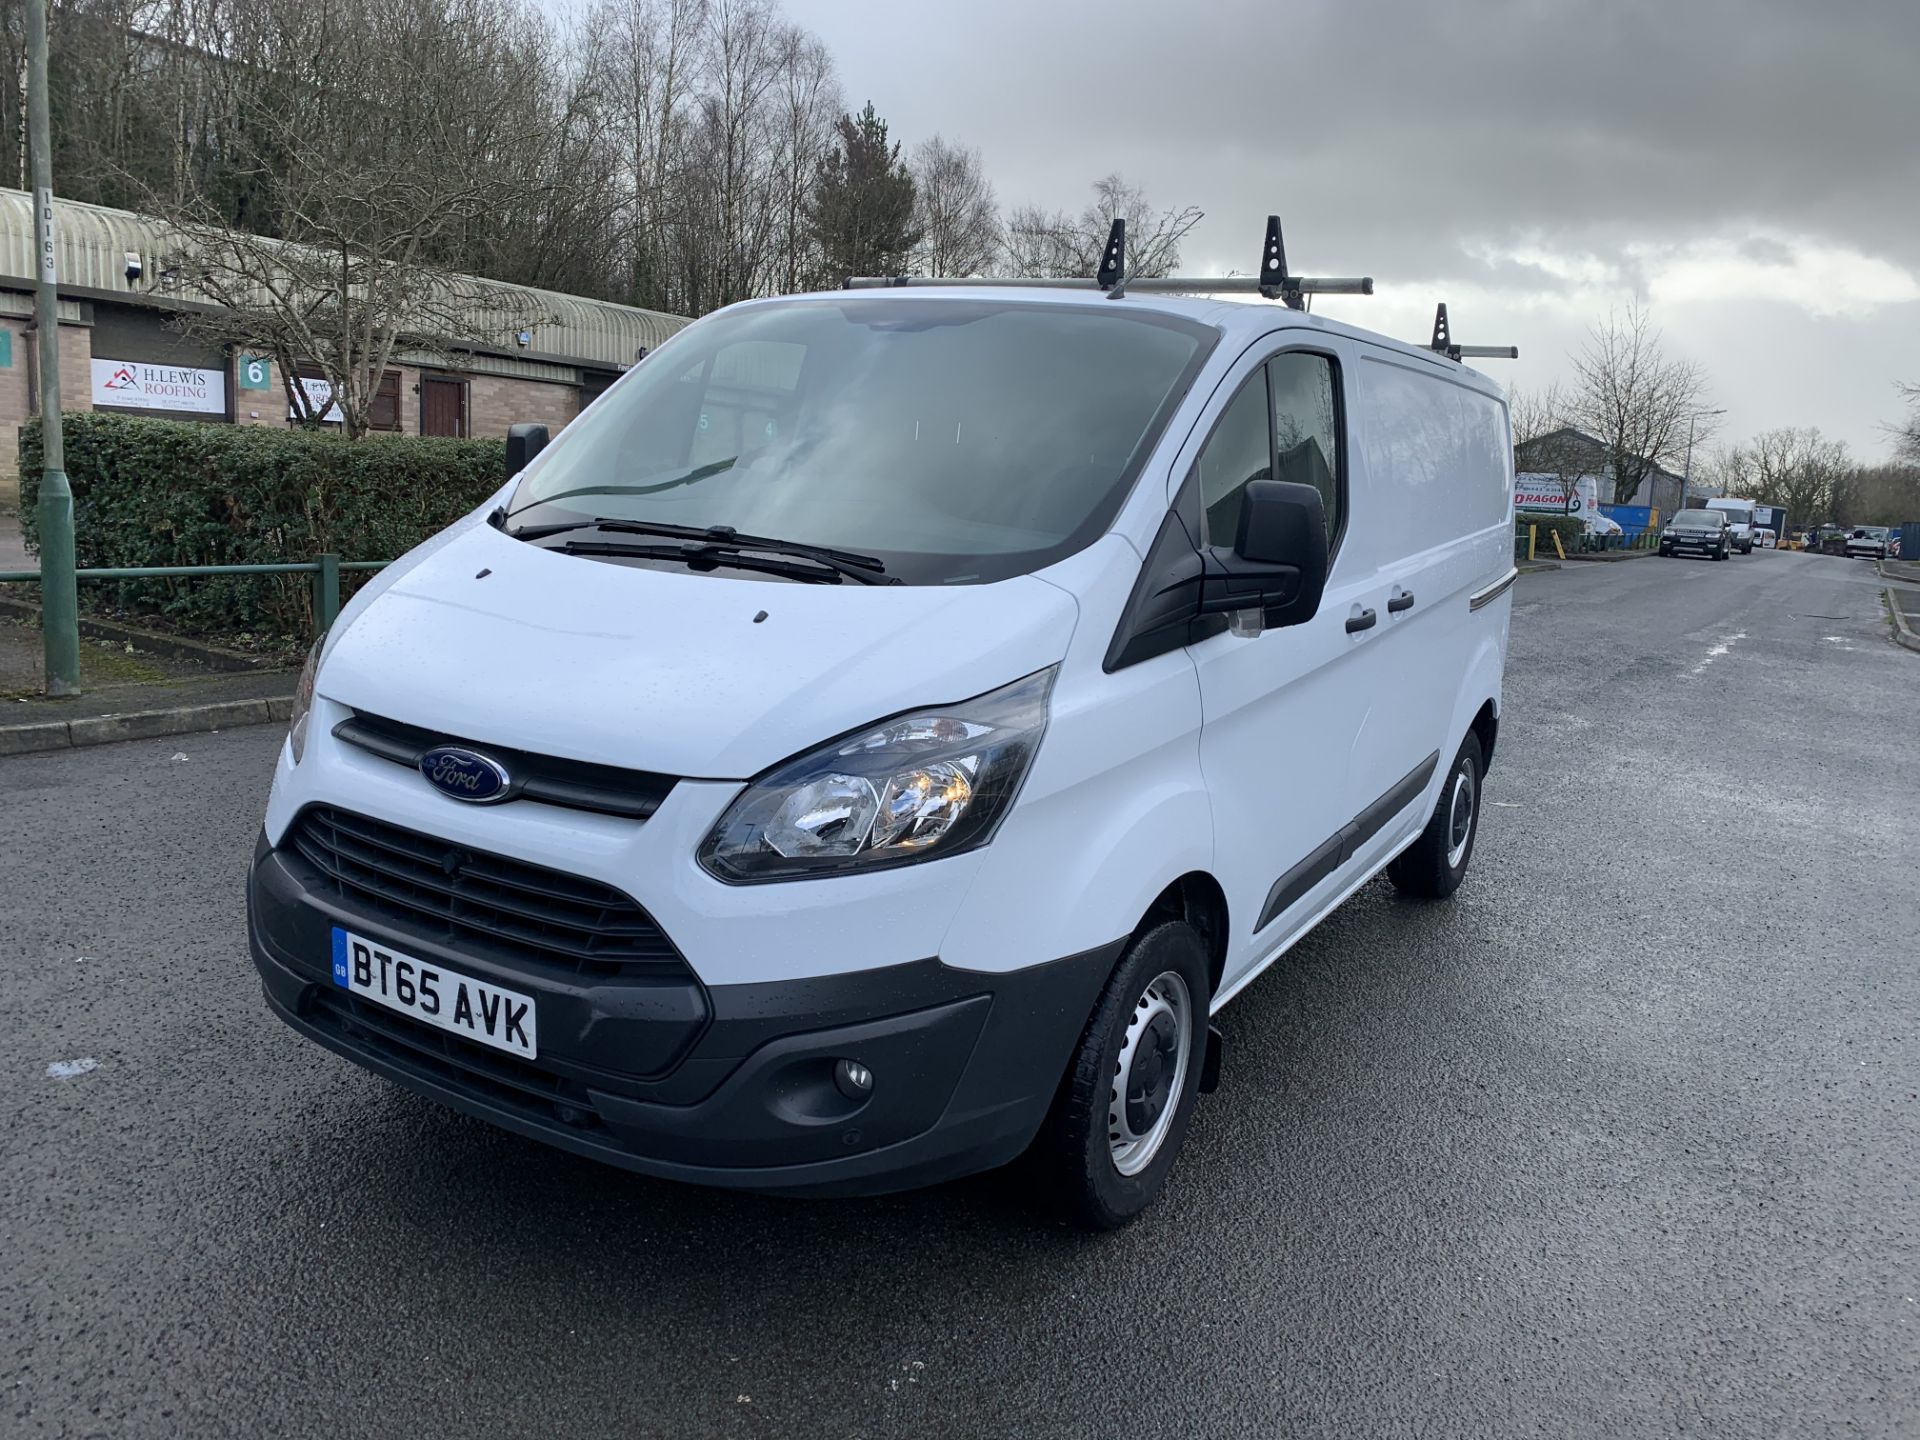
<box><xmin>810</xmin><ymin>102</ymin><xmax>920</xmax><ymax>282</ymax></box>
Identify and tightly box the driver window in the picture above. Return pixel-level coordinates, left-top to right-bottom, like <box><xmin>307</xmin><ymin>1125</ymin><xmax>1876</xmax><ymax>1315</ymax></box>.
<box><xmin>1195</xmin><ymin>370</ymin><xmax>1272</xmax><ymax>545</ymax></box>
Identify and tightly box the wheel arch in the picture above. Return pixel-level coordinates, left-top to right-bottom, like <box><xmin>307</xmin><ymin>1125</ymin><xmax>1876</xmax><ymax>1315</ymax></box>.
<box><xmin>1138</xmin><ymin>870</ymin><xmax>1230</xmax><ymax>997</ymax></box>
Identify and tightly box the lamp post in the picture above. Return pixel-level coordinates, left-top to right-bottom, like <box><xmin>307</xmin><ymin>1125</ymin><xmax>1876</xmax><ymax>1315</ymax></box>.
<box><xmin>1676</xmin><ymin>407</ymin><xmax>1728</xmax><ymax>517</ymax></box>
<box><xmin>27</xmin><ymin>0</ymin><xmax>80</xmax><ymax>695</ymax></box>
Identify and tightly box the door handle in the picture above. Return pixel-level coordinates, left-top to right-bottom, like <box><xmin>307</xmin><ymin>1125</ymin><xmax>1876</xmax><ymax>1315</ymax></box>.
<box><xmin>1345</xmin><ymin>608</ymin><xmax>1377</xmax><ymax>634</ymax></box>
<box><xmin>1388</xmin><ymin>591</ymin><xmax>1415</xmax><ymax>614</ymax></box>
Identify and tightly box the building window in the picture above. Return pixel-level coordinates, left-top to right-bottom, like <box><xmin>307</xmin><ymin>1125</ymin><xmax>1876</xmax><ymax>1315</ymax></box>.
<box><xmin>293</xmin><ymin>368</ymin><xmax>401</xmax><ymax>430</ymax></box>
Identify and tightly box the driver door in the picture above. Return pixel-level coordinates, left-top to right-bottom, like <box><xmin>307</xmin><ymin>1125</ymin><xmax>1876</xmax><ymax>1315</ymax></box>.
<box><xmin>1185</xmin><ymin>340</ymin><xmax>1369</xmax><ymax>999</ymax></box>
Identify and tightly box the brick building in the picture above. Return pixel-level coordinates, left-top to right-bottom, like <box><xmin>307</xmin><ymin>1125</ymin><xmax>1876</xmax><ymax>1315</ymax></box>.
<box><xmin>1512</xmin><ymin>426</ymin><xmax>1693</xmax><ymax>518</ymax></box>
<box><xmin>0</xmin><ymin>189</ymin><xmax>688</xmax><ymax>497</ymax></box>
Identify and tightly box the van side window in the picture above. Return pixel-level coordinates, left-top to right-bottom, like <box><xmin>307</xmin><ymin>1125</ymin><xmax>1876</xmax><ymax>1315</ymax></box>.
<box><xmin>1195</xmin><ymin>370</ymin><xmax>1272</xmax><ymax>545</ymax></box>
<box><xmin>1266</xmin><ymin>352</ymin><xmax>1342</xmax><ymax>544</ymax></box>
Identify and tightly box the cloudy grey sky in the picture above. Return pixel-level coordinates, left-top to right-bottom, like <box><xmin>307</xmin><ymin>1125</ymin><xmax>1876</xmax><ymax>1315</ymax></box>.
<box><xmin>799</xmin><ymin>0</ymin><xmax>1918</xmax><ymax>461</ymax></box>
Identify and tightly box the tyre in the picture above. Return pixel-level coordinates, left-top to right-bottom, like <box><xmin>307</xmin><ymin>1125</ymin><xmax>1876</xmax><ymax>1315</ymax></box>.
<box><xmin>1388</xmin><ymin>732</ymin><xmax>1484</xmax><ymax>900</ymax></box>
<box><xmin>1714</xmin><ymin>544</ymin><xmax>1728</xmax><ymax>561</ymax></box>
<box><xmin>1033</xmin><ymin>921</ymin><xmax>1210</xmax><ymax>1230</ymax></box>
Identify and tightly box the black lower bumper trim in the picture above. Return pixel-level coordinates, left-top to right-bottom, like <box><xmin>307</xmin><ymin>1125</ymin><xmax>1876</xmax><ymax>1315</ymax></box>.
<box><xmin>249</xmin><ymin>831</ymin><xmax>1120</xmax><ymax>1196</ymax></box>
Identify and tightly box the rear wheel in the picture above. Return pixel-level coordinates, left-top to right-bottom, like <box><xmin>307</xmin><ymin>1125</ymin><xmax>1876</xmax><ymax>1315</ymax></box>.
<box><xmin>1032</xmin><ymin>921</ymin><xmax>1210</xmax><ymax>1231</ymax></box>
<box><xmin>1388</xmin><ymin>733</ymin><xmax>1484</xmax><ymax>900</ymax></box>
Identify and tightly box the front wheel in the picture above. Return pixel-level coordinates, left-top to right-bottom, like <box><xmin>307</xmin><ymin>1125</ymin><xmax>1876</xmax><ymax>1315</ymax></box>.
<box><xmin>1032</xmin><ymin>921</ymin><xmax>1210</xmax><ymax>1230</ymax></box>
<box><xmin>1388</xmin><ymin>733</ymin><xmax>1484</xmax><ymax>900</ymax></box>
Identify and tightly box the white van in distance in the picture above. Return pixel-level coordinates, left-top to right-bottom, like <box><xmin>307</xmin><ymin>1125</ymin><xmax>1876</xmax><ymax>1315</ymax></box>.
<box><xmin>1705</xmin><ymin>497</ymin><xmax>1758</xmax><ymax>553</ymax></box>
<box><xmin>248</xmin><ymin>222</ymin><xmax>1518</xmax><ymax>1228</ymax></box>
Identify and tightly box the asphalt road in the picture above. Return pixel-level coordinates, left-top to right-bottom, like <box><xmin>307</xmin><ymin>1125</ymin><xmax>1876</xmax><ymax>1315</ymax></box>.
<box><xmin>4</xmin><ymin>548</ymin><xmax>1916</xmax><ymax>1439</ymax></box>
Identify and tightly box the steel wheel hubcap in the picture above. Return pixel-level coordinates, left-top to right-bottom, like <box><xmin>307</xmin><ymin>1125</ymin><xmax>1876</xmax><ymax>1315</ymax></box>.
<box><xmin>1446</xmin><ymin>763</ymin><xmax>1476</xmax><ymax>869</ymax></box>
<box><xmin>1109</xmin><ymin>970</ymin><xmax>1192</xmax><ymax>1177</ymax></box>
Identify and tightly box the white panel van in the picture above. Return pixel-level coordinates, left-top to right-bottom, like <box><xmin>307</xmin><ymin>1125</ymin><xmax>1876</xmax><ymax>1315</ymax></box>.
<box><xmin>250</xmin><ymin>278</ymin><xmax>1516</xmax><ymax>1228</ymax></box>
<box><xmin>1705</xmin><ymin>497</ymin><xmax>1758</xmax><ymax>553</ymax></box>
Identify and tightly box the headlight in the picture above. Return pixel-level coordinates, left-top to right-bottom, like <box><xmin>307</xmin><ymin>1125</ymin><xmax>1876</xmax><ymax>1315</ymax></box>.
<box><xmin>287</xmin><ymin>630</ymin><xmax>326</xmax><ymax>765</ymax></box>
<box><xmin>699</xmin><ymin>667</ymin><xmax>1056</xmax><ymax>882</ymax></box>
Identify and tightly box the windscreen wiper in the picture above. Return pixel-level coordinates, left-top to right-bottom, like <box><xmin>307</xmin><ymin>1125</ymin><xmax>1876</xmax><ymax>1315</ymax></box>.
<box><xmin>557</xmin><ymin>538</ymin><xmax>898</xmax><ymax>586</ymax></box>
<box><xmin>511</xmin><ymin>458</ymin><xmax>739</xmax><ymax>516</ymax></box>
<box><xmin>515</xmin><ymin>518</ymin><xmax>897</xmax><ymax>584</ymax></box>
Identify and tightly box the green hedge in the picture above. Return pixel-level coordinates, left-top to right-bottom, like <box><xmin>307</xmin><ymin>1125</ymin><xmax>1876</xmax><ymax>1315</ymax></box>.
<box><xmin>19</xmin><ymin>413</ymin><xmax>505</xmax><ymax>643</ymax></box>
<box><xmin>1516</xmin><ymin>513</ymin><xmax>1585</xmax><ymax>558</ymax></box>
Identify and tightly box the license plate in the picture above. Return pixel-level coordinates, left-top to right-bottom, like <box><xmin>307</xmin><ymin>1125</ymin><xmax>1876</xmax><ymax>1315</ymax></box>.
<box><xmin>331</xmin><ymin>927</ymin><xmax>537</xmax><ymax>1059</ymax></box>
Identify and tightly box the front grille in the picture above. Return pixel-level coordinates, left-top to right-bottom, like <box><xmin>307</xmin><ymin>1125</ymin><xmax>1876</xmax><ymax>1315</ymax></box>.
<box><xmin>288</xmin><ymin>805</ymin><xmax>687</xmax><ymax>979</ymax></box>
<box><xmin>332</xmin><ymin>711</ymin><xmax>678</xmax><ymax>820</ymax></box>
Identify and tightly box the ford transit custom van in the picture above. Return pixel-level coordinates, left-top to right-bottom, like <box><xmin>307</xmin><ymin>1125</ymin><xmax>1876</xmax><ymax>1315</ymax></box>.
<box><xmin>249</xmin><ymin>263</ymin><xmax>1516</xmax><ymax>1228</ymax></box>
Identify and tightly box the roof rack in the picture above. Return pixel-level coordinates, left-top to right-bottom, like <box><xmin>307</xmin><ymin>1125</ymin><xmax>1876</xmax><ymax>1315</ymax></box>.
<box><xmin>1427</xmin><ymin>303</ymin><xmax>1518</xmax><ymax>361</ymax></box>
<box><xmin>845</xmin><ymin>214</ymin><xmax>1373</xmax><ymax>308</ymax></box>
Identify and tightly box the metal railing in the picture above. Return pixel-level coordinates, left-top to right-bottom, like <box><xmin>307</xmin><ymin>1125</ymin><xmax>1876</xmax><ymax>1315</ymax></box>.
<box><xmin>1513</xmin><ymin>523</ymin><xmax>1659</xmax><ymax>563</ymax></box>
<box><xmin>0</xmin><ymin>553</ymin><xmax>388</xmax><ymax>631</ymax></box>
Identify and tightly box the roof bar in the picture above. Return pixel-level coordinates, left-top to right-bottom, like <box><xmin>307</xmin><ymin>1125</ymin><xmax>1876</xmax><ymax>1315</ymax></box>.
<box><xmin>846</xmin><ymin>211</ymin><xmax>1375</xmax><ymax>301</ymax></box>
<box><xmin>1426</xmin><ymin>303</ymin><xmax>1519</xmax><ymax>361</ymax></box>
<box><xmin>1095</xmin><ymin>219</ymin><xmax>1126</xmax><ymax>290</ymax></box>
<box><xmin>844</xmin><ymin>273</ymin><xmax>1375</xmax><ymax>296</ymax></box>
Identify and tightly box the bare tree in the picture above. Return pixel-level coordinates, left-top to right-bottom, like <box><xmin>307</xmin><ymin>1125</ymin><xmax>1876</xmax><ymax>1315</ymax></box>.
<box><xmin>142</xmin><ymin>0</ymin><xmax>556</xmax><ymax>436</ymax></box>
<box><xmin>1507</xmin><ymin>380</ymin><xmax>1590</xmax><ymax>510</ymax></box>
<box><xmin>581</xmin><ymin>0</ymin><xmax>843</xmax><ymax>312</ymax></box>
<box><xmin>910</xmin><ymin>135</ymin><xmax>1000</xmax><ymax>277</ymax></box>
<box><xmin>1894</xmin><ymin>381</ymin><xmax>1920</xmax><ymax>466</ymax></box>
<box><xmin>1002</xmin><ymin>174</ymin><xmax>1200</xmax><ymax>280</ymax></box>
<box><xmin>1742</xmin><ymin>427</ymin><xmax>1853</xmax><ymax>528</ymax></box>
<box><xmin>1566</xmin><ymin>305</ymin><xmax>1714</xmax><ymax>505</ymax></box>
<box><xmin>1508</xmin><ymin>381</ymin><xmax>1570</xmax><ymax>448</ymax></box>
<box><xmin>768</xmin><ymin>27</ymin><xmax>841</xmax><ymax>293</ymax></box>
<box><xmin>1696</xmin><ymin>443</ymin><xmax>1752</xmax><ymax>499</ymax></box>
<box><xmin>1837</xmin><ymin>461</ymin><xmax>1920</xmax><ymax>526</ymax></box>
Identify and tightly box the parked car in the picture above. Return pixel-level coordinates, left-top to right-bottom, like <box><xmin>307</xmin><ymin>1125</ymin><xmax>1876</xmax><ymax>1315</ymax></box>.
<box><xmin>1845</xmin><ymin>526</ymin><xmax>1893</xmax><ymax>559</ymax></box>
<box><xmin>1659</xmin><ymin>508</ymin><xmax>1732</xmax><ymax>560</ymax></box>
<box><xmin>247</xmin><ymin>279</ymin><xmax>1519</xmax><ymax>1228</ymax></box>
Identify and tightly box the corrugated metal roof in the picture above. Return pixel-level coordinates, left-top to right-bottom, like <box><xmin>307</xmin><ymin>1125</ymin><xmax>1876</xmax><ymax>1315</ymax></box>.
<box><xmin>0</xmin><ymin>188</ymin><xmax>689</xmax><ymax>371</ymax></box>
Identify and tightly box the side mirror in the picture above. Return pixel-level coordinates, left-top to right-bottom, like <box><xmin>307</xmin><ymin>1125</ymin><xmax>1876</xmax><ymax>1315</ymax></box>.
<box><xmin>505</xmin><ymin>422</ymin><xmax>549</xmax><ymax>475</ymax></box>
<box><xmin>1198</xmin><ymin>480</ymin><xmax>1329</xmax><ymax>630</ymax></box>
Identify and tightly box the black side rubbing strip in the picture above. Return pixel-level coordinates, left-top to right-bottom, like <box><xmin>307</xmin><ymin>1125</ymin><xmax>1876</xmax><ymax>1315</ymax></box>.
<box><xmin>1254</xmin><ymin>749</ymin><xmax>1442</xmax><ymax>932</ymax></box>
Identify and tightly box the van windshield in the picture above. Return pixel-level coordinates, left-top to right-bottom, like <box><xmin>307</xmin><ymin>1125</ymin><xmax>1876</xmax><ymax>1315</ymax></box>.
<box><xmin>504</xmin><ymin>298</ymin><xmax>1216</xmax><ymax>585</ymax></box>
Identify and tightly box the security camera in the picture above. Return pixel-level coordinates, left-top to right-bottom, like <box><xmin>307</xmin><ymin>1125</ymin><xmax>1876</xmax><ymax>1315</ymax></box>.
<box><xmin>124</xmin><ymin>251</ymin><xmax>143</xmax><ymax>285</ymax></box>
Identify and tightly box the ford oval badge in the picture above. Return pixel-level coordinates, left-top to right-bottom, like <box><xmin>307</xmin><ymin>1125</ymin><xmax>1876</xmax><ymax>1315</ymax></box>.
<box><xmin>419</xmin><ymin>746</ymin><xmax>511</xmax><ymax>803</ymax></box>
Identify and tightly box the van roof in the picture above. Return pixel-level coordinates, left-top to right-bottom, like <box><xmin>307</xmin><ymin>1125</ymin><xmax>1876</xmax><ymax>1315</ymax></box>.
<box><xmin>749</xmin><ymin>285</ymin><xmax>1510</xmax><ymax>401</ymax></box>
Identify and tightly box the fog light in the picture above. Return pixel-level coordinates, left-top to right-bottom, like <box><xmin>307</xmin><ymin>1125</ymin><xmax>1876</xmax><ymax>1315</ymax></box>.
<box><xmin>833</xmin><ymin>1059</ymin><xmax>874</xmax><ymax>1100</ymax></box>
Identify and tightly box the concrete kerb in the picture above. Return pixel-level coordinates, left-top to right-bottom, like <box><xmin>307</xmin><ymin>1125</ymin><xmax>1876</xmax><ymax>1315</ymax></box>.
<box><xmin>0</xmin><ymin>695</ymin><xmax>294</xmax><ymax>756</ymax></box>
<box><xmin>1885</xmin><ymin>588</ymin><xmax>1920</xmax><ymax>655</ymax></box>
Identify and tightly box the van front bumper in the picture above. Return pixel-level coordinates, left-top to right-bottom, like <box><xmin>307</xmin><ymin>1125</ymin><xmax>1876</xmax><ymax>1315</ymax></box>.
<box><xmin>247</xmin><ymin>832</ymin><xmax>1117</xmax><ymax>1197</ymax></box>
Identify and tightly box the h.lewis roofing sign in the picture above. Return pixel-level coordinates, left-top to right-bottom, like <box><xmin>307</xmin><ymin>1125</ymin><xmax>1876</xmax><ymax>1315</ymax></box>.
<box><xmin>90</xmin><ymin>359</ymin><xmax>225</xmax><ymax>415</ymax></box>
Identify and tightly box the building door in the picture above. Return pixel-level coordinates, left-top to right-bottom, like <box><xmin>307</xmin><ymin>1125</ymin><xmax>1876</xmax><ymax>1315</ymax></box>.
<box><xmin>421</xmin><ymin>376</ymin><xmax>469</xmax><ymax>437</ymax></box>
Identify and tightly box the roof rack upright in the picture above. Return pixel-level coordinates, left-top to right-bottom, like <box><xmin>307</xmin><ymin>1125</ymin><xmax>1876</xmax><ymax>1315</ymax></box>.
<box><xmin>1427</xmin><ymin>303</ymin><xmax>1518</xmax><ymax>361</ymax></box>
<box><xmin>844</xmin><ymin>214</ymin><xmax>1374</xmax><ymax>304</ymax></box>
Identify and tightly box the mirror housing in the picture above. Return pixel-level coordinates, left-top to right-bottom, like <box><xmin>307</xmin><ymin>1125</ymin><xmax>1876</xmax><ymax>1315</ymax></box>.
<box><xmin>505</xmin><ymin>422</ymin><xmax>549</xmax><ymax>475</ymax></box>
<box><xmin>1198</xmin><ymin>480</ymin><xmax>1329</xmax><ymax>630</ymax></box>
